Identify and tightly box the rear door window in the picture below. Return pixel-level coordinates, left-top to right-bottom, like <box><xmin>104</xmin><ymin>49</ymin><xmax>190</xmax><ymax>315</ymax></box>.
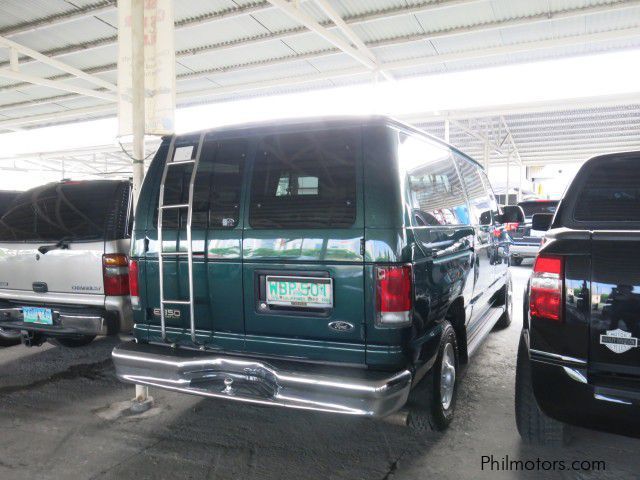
<box><xmin>399</xmin><ymin>133</ymin><xmax>468</xmax><ymax>226</ymax></box>
<box><xmin>249</xmin><ymin>129</ymin><xmax>358</xmax><ymax>229</ymax></box>
<box><xmin>155</xmin><ymin>138</ymin><xmax>247</xmax><ymax>231</ymax></box>
<box><xmin>0</xmin><ymin>181</ymin><xmax>128</xmax><ymax>242</ymax></box>
<box><xmin>574</xmin><ymin>158</ymin><xmax>640</xmax><ymax>222</ymax></box>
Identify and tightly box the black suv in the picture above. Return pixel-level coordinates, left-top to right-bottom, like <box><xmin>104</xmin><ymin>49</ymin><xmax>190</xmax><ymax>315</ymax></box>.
<box><xmin>516</xmin><ymin>152</ymin><xmax>640</xmax><ymax>443</ymax></box>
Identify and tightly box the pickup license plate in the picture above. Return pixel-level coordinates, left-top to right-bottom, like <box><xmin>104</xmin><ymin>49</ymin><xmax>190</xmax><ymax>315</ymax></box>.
<box><xmin>266</xmin><ymin>276</ymin><xmax>333</xmax><ymax>308</ymax></box>
<box><xmin>22</xmin><ymin>307</ymin><xmax>53</xmax><ymax>325</ymax></box>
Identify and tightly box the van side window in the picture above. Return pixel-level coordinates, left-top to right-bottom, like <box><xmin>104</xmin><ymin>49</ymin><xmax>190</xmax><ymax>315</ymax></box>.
<box><xmin>455</xmin><ymin>155</ymin><xmax>493</xmax><ymax>225</ymax></box>
<box><xmin>249</xmin><ymin>129</ymin><xmax>358</xmax><ymax>229</ymax></box>
<box><xmin>399</xmin><ymin>133</ymin><xmax>468</xmax><ymax>226</ymax></box>
<box><xmin>478</xmin><ymin>170</ymin><xmax>500</xmax><ymax>221</ymax></box>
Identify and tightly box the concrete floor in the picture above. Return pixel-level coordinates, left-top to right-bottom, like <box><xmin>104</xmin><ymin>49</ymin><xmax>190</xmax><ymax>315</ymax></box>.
<box><xmin>1</xmin><ymin>264</ymin><xmax>639</xmax><ymax>480</ymax></box>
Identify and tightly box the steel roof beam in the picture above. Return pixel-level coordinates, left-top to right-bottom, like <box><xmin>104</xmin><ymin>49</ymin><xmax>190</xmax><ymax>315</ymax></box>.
<box><xmin>6</xmin><ymin>0</ymin><xmax>633</xmax><ymax>93</ymax></box>
<box><xmin>311</xmin><ymin>0</ymin><xmax>393</xmax><ymax>81</ymax></box>
<box><xmin>0</xmin><ymin>36</ymin><xmax>117</xmax><ymax>91</ymax></box>
<box><xmin>0</xmin><ymin>0</ymin><xmax>482</xmax><ymax>75</ymax></box>
<box><xmin>264</xmin><ymin>0</ymin><xmax>383</xmax><ymax>76</ymax></box>
<box><xmin>1</xmin><ymin>27</ymin><xmax>640</xmax><ymax>130</ymax></box>
<box><xmin>0</xmin><ymin>69</ymin><xmax>115</xmax><ymax>101</ymax></box>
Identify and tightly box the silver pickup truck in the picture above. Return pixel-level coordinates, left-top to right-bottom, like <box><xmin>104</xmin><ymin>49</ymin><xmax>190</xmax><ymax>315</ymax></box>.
<box><xmin>0</xmin><ymin>180</ymin><xmax>133</xmax><ymax>347</ymax></box>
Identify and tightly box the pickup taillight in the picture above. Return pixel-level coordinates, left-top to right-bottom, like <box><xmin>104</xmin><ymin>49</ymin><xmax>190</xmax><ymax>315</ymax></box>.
<box><xmin>102</xmin><ymin>254</ymin><xmax>129</xmax><ymax>296</ymax></box>
<box><xmin>530</xmin><ymin>254</ymin><xmax>564</xmax><ymax>322</ymax></box>
<box><xmin>376</xmin><ymin>265</ymin><xmax>412</xmax><ymax>327</ymax></box>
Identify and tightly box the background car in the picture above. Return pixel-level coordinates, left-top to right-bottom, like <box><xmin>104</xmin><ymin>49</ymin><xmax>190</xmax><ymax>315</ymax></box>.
<box><xmin>112</xmin><ymin>117</ymin><xmax>523</xmax><ymax>431</ymax></box>
<box><xmin>508</xmin><ymin>200</ymin><xmax>559</xmax><ymax>266</ymax></box>
<box><xmin>0</xmin><ymin>180</ymin><xmax>134</xmax><ymax>347</ymax></box>
<box><xmin>516</xmin><ymin>152</ymin><xmax>640</xmax><ymax>444</ymax></box>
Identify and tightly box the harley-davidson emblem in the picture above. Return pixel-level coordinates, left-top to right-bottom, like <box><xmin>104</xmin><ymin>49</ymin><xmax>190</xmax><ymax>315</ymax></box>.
<box><xmin>600</xmin><ymin>328</ymin><xmax>638</xmax><ymax>354</ymax></box>
<box><xmin>328</xmin><ymin>321</ymin><xmax>354</xmax><ymax>332</ymax></box>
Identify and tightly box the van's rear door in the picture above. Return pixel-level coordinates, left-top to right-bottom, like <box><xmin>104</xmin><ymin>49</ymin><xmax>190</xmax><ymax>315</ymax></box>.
<box><xmin>242</xmin><ymin>127</ymin><xmax>366</xmax><ymax>363</ymax></box>
<box><xmin>0</xmin><ymin>181</ymin><xmax>129</xmax><ymax>298</ymax></box>
<box><xmin>144</xmin><ymin>134</ymin><xmax>248</xmax><ymax>349</ymax></box>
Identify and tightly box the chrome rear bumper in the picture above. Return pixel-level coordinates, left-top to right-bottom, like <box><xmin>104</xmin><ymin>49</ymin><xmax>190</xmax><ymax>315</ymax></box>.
<box><xmin>112</xmin><ymin>341</ymin><xmax>412</xmax><ymax>418</ymax></box>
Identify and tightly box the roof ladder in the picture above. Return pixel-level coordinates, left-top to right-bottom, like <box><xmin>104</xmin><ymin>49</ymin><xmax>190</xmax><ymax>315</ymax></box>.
<box><xmin>157</xmin><ymin>133</ymin><xmax>205</xmax><ymax>345</ymax></box>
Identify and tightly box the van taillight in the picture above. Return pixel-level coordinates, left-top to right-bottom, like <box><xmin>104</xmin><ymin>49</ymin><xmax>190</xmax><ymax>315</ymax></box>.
<box><xmin>102</xmin><ymin>254</ymin><xmax>129</xmax><ymax>296</ymax></box>
<box><xmin>376</xmin><ymin>265</ymin><xmax>412</xmax><ymax>327</ymax></box>
<box><xmin>530</xmin><ymin>255</ymin><xmax>564</xmax><ymax>321</ymax></box>
<box><xmin>128</xmin><ymin>259</ymin><xmax>140</xmax><ymax>309</ymax></box>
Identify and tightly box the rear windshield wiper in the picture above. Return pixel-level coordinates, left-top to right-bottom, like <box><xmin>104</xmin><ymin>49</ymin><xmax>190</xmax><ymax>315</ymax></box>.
<box><xmin>38</xmin><ymin>238</ymin><xmax>71</xmax><ymax>255</ymax></box>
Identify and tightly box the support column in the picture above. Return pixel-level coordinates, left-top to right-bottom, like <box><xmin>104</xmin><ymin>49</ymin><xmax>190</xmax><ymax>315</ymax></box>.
<box><xmin>131</xmin><ymin>0</ymin><xmax>145</xmax><ymax>208</ymax></box>
<box><xmin>483</xmin><ymin>142</ymin><xmax>489</xmax><ymax>173</ymax></box>
<box><xmin>130</xmin><ymin>0</ymin><xmax>151</xmax><ymax>410</ymax></box>
<box><xmin>505</xmin><ymin>153</ymin><xmax>511</xmax><ymax>205</ymax></box>
<box><xmin>518</xmin><ymin>163</ymin><xmax>523</xmax><ymax>202</ymax></box>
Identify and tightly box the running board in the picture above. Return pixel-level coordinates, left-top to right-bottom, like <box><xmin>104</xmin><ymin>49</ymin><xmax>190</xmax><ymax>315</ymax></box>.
<box><xmin>466</xmin><ymin>306</ymin><xmax>505</xmax><ymax>358</ymax></box>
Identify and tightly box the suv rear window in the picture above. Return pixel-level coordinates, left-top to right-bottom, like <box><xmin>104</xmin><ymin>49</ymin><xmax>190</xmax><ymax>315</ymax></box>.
<box><xmin>574</xmin><ymin>158</ymin><xmax>640</xmax><ymax>222</ymax></box>
<box><xmin>0</xmin><ymin>181</ymin><xmax>129</xmax><ymax>242</ymax></box>
<box><xmin>249</xmin><ymin>129</ymin><xmax>358</xmax><ymax>229</ymax></box>
<box><xmin>518</xmin><ymin>201</ymin><xmax>559</xmax><ymax>218</ymax></box>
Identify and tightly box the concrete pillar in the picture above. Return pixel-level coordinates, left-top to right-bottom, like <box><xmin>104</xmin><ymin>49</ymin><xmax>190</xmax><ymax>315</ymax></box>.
<box><xmin>131</xmin><ymin>0</ymin><xmax>145</xmax><ymax>209</ymax></box>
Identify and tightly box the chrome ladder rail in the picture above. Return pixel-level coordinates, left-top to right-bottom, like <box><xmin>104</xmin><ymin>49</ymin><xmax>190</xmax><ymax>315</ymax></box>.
<box><xmin>157</xmin><ymin>133</ymin><xmax>205</xmax><ymax>344</ymax></box>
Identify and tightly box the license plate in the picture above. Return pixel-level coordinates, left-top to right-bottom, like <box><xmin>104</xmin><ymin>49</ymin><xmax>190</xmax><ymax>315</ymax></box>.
<box><xmin>22</xmin><ymin>307</ymin><xmax>53</xmax><ymax>325</ymax></box>
<box><xmin>530</xmin><ymin>230</ymin><xmax>545</xmax><ymax>238</ymax></box>
<box><xmin>266</xmin><ymin>276</ymin><xmax>333</xmax><ymax>308</ymax></box>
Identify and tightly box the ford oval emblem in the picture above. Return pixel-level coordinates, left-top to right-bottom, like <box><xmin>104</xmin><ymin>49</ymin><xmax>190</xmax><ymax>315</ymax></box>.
<box><xmin>328</xmin><ymin>321</ymin><xmax>354</xmax><ymax>332</ymax></box>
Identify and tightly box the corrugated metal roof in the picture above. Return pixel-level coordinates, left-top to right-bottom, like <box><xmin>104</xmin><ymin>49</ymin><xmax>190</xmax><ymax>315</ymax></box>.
<box><xmin>0</xmin><ymin>0</ymin><xmax>637</xmax><ymax>175</ymax></box>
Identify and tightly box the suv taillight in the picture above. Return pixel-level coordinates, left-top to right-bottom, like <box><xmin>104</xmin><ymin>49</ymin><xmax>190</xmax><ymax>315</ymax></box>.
<box><xmin>102</xmin><ymin>254</ymin><xmax>129</xmax><ymax>296</ymax></box>
<box><xmin>376</xmin><ymin>265</ymin><xmax>412</xmax><ymax>327</ymax></box>
<box><xmin>530</xmin><ymin>254</ymin><xmax>564</xmax><ymax>321</ymax></box>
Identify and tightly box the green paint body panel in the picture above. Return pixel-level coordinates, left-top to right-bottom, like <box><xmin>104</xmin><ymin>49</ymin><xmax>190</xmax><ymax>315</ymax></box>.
<box><xmin>132</xmin><ymin>117</ymin><xmax>509</xmax><ymax>374</ymax></box>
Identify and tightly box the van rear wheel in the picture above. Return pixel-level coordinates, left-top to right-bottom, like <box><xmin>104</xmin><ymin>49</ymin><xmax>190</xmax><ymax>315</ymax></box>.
<box><xmin>50</xmin><ymin>335</ymin><xmax>96</xmax><ymax>348</ymax></box>
<box><xmin>409</xmin><ymin>322</ymin><xmax>459</xmax><ymax>432</ymax></box>
<box><xmin>511</xmin><ymin>257</ymin><xmax>523</xmax><ymax>266</ymax></box>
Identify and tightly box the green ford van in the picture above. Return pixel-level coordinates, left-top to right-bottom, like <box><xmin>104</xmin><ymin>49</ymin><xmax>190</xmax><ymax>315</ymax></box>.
<box><xmin>112</xmin><ymin>117</ymin><xmax>518</xmax><ymax>429</ymax></box>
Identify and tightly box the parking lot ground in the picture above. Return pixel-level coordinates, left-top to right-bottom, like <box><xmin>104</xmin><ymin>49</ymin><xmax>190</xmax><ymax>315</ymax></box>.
<box><xmin>1</xmin><ymin>264</ymin><xmax>639</xmax><ymax>480</ymax></box>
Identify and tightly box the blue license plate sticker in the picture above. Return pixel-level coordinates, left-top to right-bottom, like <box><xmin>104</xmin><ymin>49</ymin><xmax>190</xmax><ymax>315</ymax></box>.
<box><xmin>22</xmin><ymin>307</ymin><xmax>53</xmax><ymax>325</ymax></box>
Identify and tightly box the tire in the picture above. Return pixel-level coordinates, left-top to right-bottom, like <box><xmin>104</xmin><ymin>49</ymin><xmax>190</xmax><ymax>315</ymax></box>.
<box><xmin>0</xmin><ymin>329</ymin><xmax>20</xmax><ymax>347</ymax></box>
<box><xmin>494</xmin><ymin>275</ymin><xmax>513</xmax><ymax>330</ymax></box>
<box><xmin>515</xmin><ymin>334</ymin><xmax>565</xmax><ymax>445</ymax></box>
<box><xmin>511</xmin><ymin>257</ymin><xmax>523</xmax><ymax>266</ymax></box>
<box><xmin>50</xmin><ymin>335</ymin><xmax>96</xmax><ymax>348</ymax></box>
<box><xmin>409</xmin><ymin>322</ymin><xmax>459</xmax><ymax>432</ymax></box>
